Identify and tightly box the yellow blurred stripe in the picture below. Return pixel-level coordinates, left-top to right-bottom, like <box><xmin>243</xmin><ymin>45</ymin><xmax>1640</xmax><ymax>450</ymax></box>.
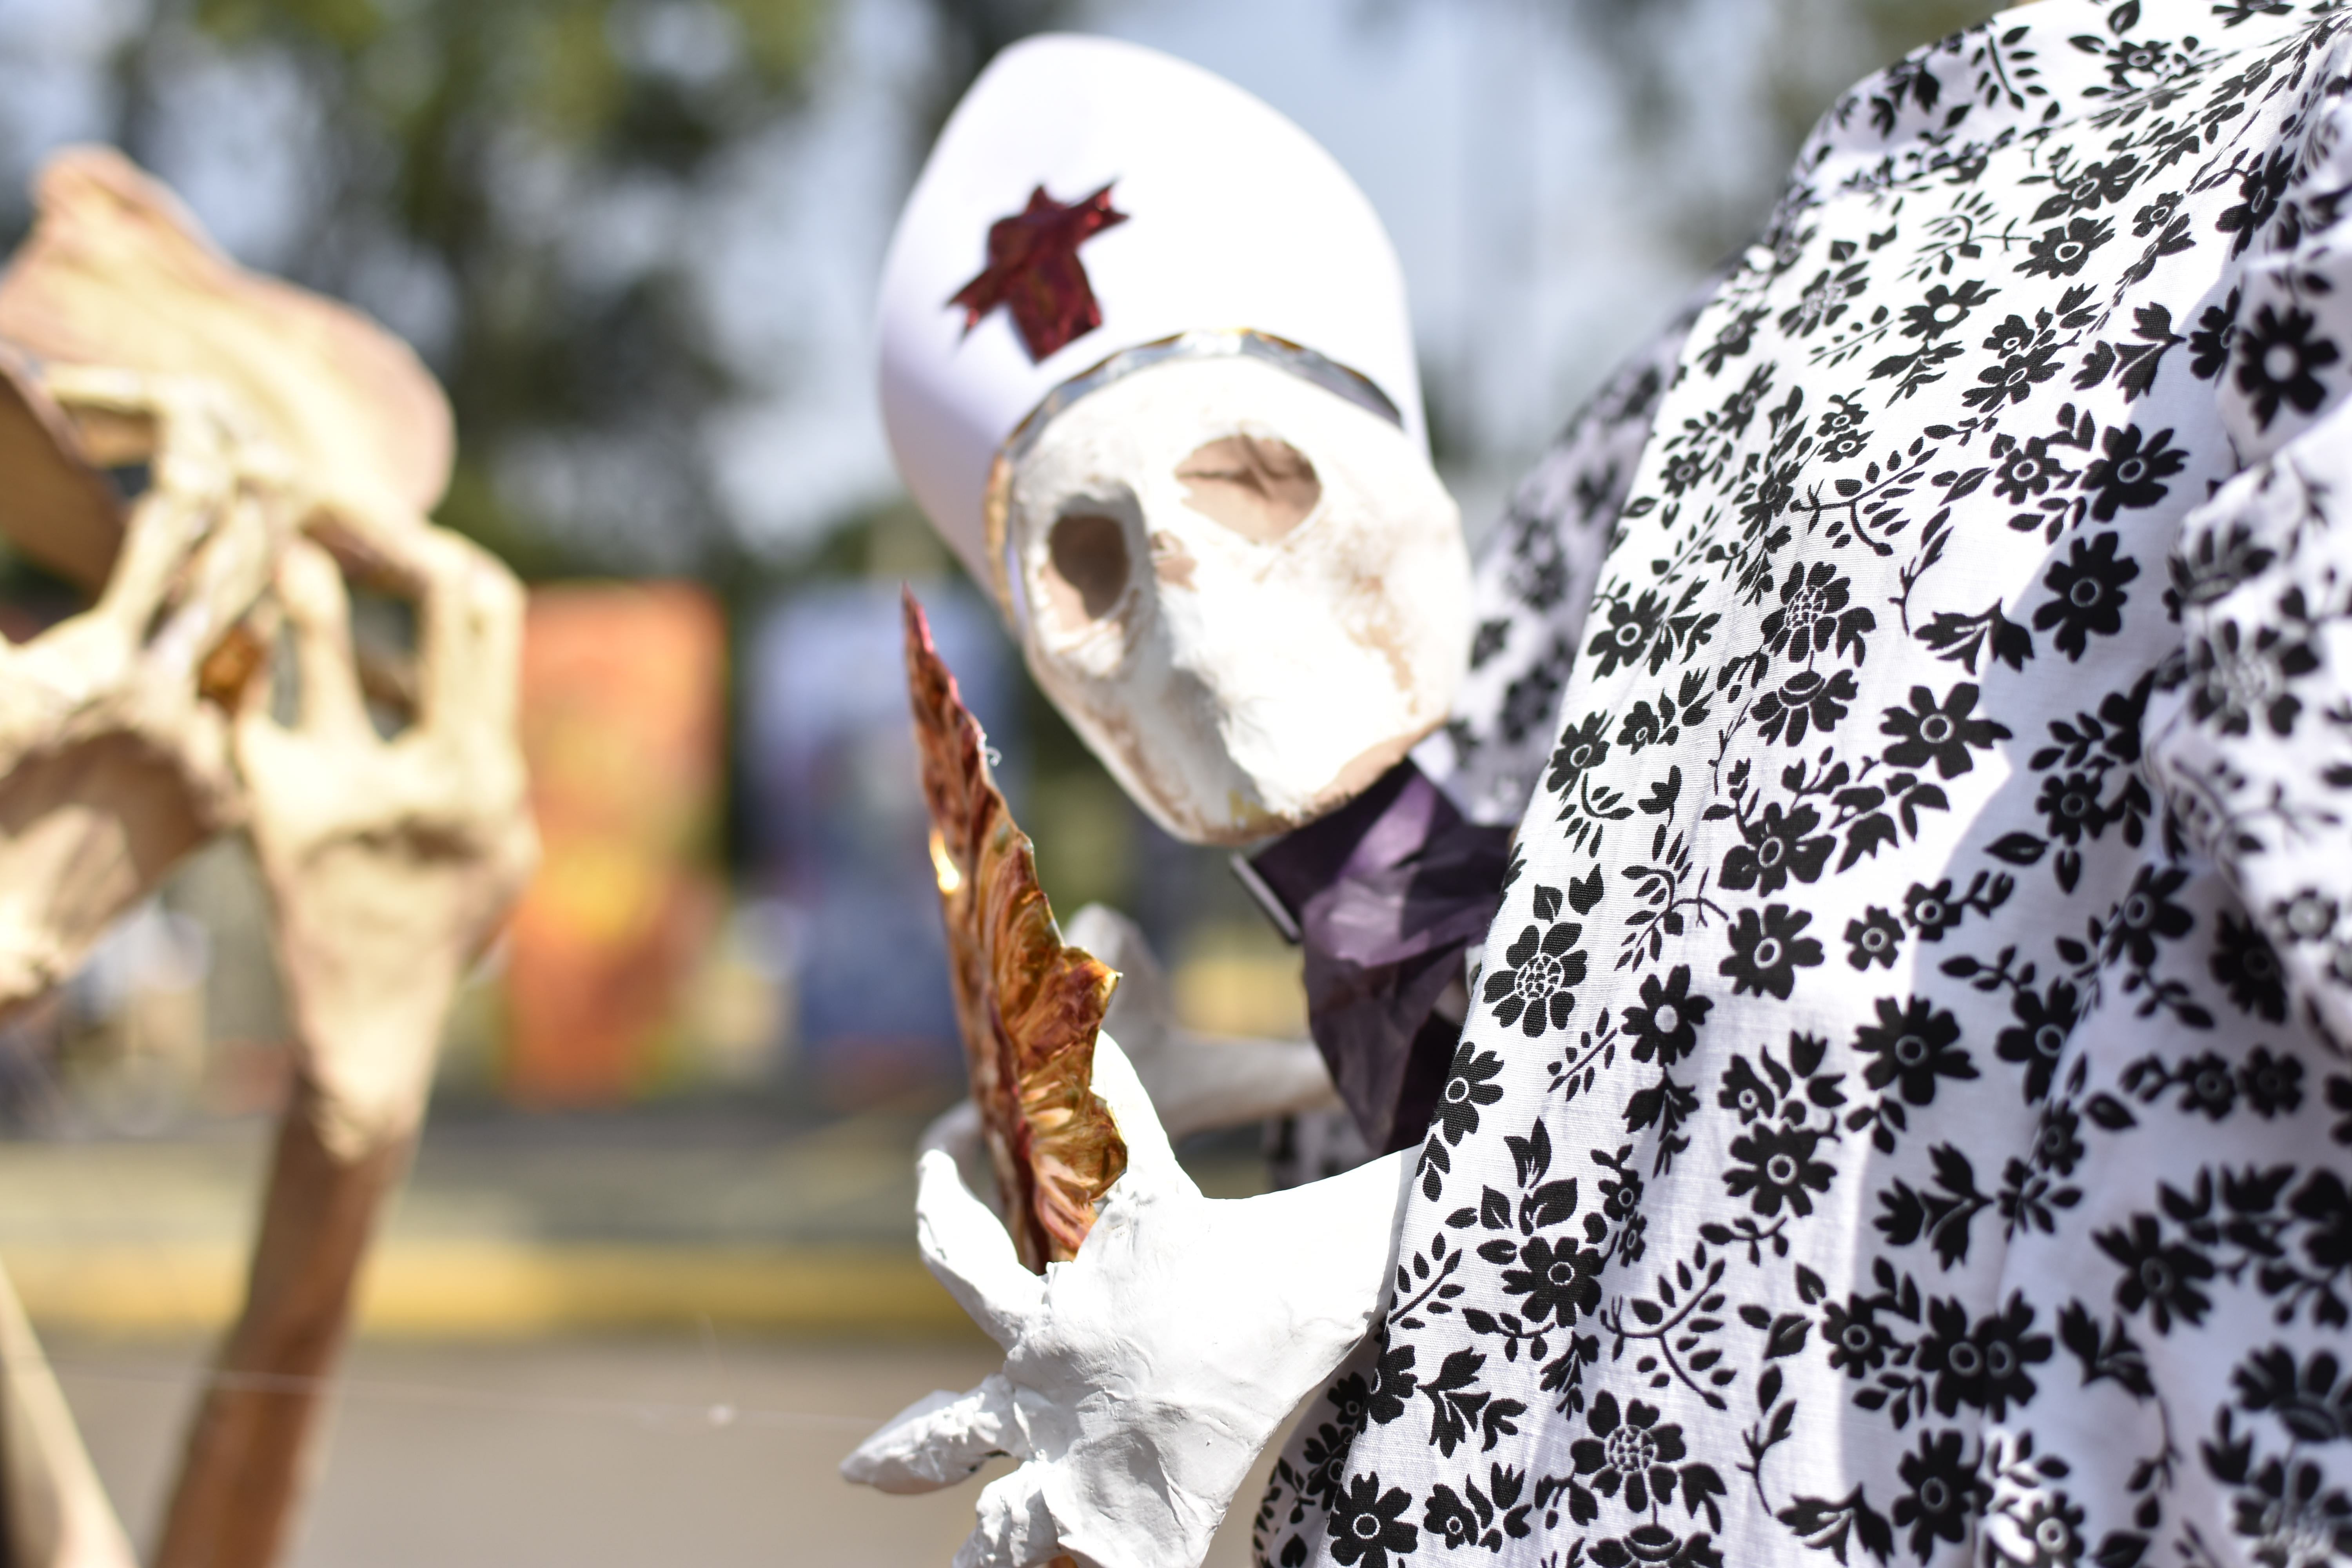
<box><xmin>0</xmin><ymin>1242</ymin><xmax>981</xmax><ymax>1340</ymax></box>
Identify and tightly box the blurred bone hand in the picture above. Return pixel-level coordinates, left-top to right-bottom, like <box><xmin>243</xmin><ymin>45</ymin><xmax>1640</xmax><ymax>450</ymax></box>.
<box><xmin>0</xmin><ymin>144</ymin><xmax>535</xmax><ymax>1568</ymax></box>
<box><xmin>0</xmin><ymin>356</ymin><xmax>295</xmax><ymax>1018</ymax></box>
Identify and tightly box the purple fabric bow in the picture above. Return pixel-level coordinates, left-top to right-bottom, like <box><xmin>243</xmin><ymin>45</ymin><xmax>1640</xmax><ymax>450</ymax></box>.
<box><xmin>1238</xmin><ymin>760</ymin><xmax>1512</xmax><ymax>1153</ymax></box>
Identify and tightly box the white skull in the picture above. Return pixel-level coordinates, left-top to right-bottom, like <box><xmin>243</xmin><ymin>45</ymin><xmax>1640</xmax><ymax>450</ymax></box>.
<box><xmin>995</xmin><ymin>354</ymin><xmax>1471</xmax><ymax>845</ymax></box>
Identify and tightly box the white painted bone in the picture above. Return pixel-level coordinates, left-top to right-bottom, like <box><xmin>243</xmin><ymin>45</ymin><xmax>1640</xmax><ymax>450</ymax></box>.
<box><xmin>843</xmin><ymin>1035</ymin><xmax>1408</xmax><ymax>1568</ymax></box>
<box><xmin>0</xmin><ymin>1258</ymin><xmax>137</xmax><ymax>1568</ymax></box>
<box><xmin>0</xmin><ymin>370</ymin><xmax>290</xmax><ymax>1016</ymax></box>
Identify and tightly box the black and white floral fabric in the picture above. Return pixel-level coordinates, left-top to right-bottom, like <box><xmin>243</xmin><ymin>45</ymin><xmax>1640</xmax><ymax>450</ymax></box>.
<box><xmin>1417</xmin><ymin>301</ymin><xmax>1702</xmax><ymax>831</ymax></box>
<box><xmin>1263</xmin><ymin>4</ymin><xmax>2352</xmax><ymax>1565</ymax></box>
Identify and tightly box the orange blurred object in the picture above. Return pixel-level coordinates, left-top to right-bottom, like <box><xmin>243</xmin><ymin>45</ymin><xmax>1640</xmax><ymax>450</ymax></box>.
<box><xmin>504</xmin><ymin>584</ymin><xmax>726</xmax><ymax>1106</ymax></box>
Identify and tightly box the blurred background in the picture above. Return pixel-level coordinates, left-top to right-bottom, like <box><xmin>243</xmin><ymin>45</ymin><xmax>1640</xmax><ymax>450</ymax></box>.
<box><xmin>0</xmin><ymin>0</ymin><xmax>2005</xmax><ymax>1563</ymax></box>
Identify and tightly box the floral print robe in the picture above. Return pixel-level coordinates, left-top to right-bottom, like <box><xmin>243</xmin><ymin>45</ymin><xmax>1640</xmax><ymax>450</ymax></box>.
<box><xmin>1261</xmin><ymin>4</ymin><xmax>2352</xmax><ymax>1565</ymax></box>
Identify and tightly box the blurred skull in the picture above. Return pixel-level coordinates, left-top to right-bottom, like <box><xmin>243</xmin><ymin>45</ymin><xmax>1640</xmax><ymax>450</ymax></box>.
<box><xmin>998</xmin><ymin>354</ymin><xmax>1471</xmax><ymax>844</ymax></box>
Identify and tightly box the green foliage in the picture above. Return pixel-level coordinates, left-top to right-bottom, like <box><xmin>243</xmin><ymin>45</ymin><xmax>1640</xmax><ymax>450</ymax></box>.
<box><xmin>100</xmin><ymin>0</ymin><xmax>828</xmax><ymax>578</ymax></box>
<box><xmin>1561</xmin><ymin>0</ymin><xmax>2011</xmax><ymax>264</ymax></box>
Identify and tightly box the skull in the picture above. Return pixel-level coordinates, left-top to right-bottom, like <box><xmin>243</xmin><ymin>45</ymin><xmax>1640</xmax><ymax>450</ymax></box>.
<box><xmin>996</xmin><ymin>353</ymin><xmax>1470</xmax><ymax>844</ymax></box>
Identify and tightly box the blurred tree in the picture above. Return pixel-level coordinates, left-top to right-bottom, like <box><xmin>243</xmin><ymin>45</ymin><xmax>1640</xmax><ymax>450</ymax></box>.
<box><xmin>76</xmin><ymin>0</ymin><xmax>1078</xmax><ymax>581</ymax></box>
<box><xmin>911</xmin><ymin>0</ymin><xmax>1073</xmax><ymax>138</ymax></box>
<box><xmin>1564</xmin><ymin>0</ymin><xmax>2011</xmax><ymax>263</ymax></box>
<box><xmin>96</xmin><ymin>0</ymin><xmax>834</xmax><ymax>577</ymax></box>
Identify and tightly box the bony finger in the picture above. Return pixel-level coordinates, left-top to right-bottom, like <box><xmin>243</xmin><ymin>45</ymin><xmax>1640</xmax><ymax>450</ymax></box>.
<box><xmin>94</xmin><ymin>485</ymin><xmax>209</xmax><ymax>638</ymax></box>
<box><xmin>917</xmin><ymin>1149</ymin><xmax>1043</xmax><ymax>1349</ymax></box>
<box><xmin>274</xmin><ymin>539</ymin><xmax>370</xmax><ymax>740</ymax></box>
<box><xmin>147</xmin><ymin>486</ymin><xmax>276</xmax><ymax>687</ymax></box>
<box><xmin>411</xmin><ymin>527</ymin><xmax>524</xmax><ymax>747</ymax></box>
<box><xmin>955</xmin><ymin>1461</ymin><xmax>1061</xmax><ymax>1568</ymax></box>
<box><xmin>1090</xmin><ymin>1031</ymin><xmax>1195</xmax><ymax>1201</ymax></box>
<box><xmin>840</xmin><ymin>1372</ymin><xmax>1025</xmax><ymax>1495</ymax></box>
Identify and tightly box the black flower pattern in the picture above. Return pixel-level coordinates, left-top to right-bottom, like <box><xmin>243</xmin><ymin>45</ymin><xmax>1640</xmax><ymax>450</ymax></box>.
<box><xmin>1621</xmin><ymin>965</ymin><xmax>1712</xmax><ymax>1066</ymax></box>
<box><xmin>1916</xmin><ymin>1294</ymin><xmax>2051</xmax><ymax>1419</ymax></box>
<box><xmin>1264</xmin><ymin>13</ymin><xmax>2352</xmax><ymax>1566</ymax></box>
<box><xmin>1760</xmin><ymin>562</ymin><xmax>1873</xmax><ymax>665</ymax></box>
<box><xmin>1546</xmin><ymin>712</ymin><xmax>1613</xmax><ymax>795</ymax></box>
<box><xmin>2036</xmin><ymin>770</ymin><xmax>2112</xmax><ymax>844</ymax></box>
<box><xmin>1994</xmin><ymin>978</ymin><xmax>2079</xmax><ymax>1102</ymax></box>
<box><xmin>2186</xmin><ymin>617</ymin><xmax>2321</xmax><ymax>737</ymax></box>
<box><xmin>1878</xmin><ymin>683</ymin><xmax>2009</xmax><ymax>778</ymax></box>
<box><xmin>2001</xmin><ymin>1493</ymin><xmax>2085</xmax><ymax>1568</ymax></box>
<box><xmin>1900</xmin><ymin>278</ymin><xmax>1996</xmax><ymax>340</ymax></box>
<box><xmin>1718</xmin><ymin>905</ymin><xmax>1824</xmax><ymax>1000</ymax></box>
<box><xmin>1431</xmin><ymin>1042</ymin><xmax>1504</xmax><ymax>1147</ymax></box>
<box><xmin>1720</xmin><ymin>802</ymin><xmax>1835</xmax><ymax>895</ymax></box>
<box><xmin>2082</xmin><ymin>424</ymin><xmax>2187</xmax><ymax>521</ymax></box>
<box><xmin>1588</xmin><ymin>594</ymin><xmax>1667</xmax><ymax>678</ymax></box>
<box><xmin>2097</xmin><ymin>1215</ymin><xmax>2216</xmax><ymax>1333</ymax></box>
<box><xmin>1483</xmin><ymin>919</ymin><xmax>1586</xmax><ymax>1037</ymax></box>
<box><xmin>2242</xmin><ymin>1048</ymin><xmax>2306</xmax><ymax>1118</ymax></box>
<box><xmin>1420</xmin><ymin>1485</ymin><xmax>1480</xmax><ymax>1552</ymax></box>
<box><xmin>1845</xmin><ymin>907</ymin><xmax>1904</xmax><ymax>971</ymax></box>
<box><xmin>2234</xmin><ymin>302</ymin><xmax>2342</xmax><ymax>428</ymax></box>
<box><xmin>2230</xmin><ymin>1454</ymin><xmax>2352</xmax><ymax>1567</ymax></box>
<box><xmin>1993</xmin><ymin>433</ymin><xmax>2078</xmax><ymax>503</ymax></box>
<box><xmin>1751</xmin><ymin>668</ymin><xmax>1860</xmax><ymax>746</ymax></box>
<box><xmin>1501</xmin><ymin>1234</ymin><xmax>1605</xmax><ymax>1327</ymax></box>
<box><xmin>1724</xmin><ymin>1120</ymin><xmax>1835</xmax><ymax>1217</ymax></box>
<box><xmin>2110</xmin><ymin>864</ymin><xmax>2196</xmax><ymax>969</ymax></box>
<box><xmin>1854</xmin><ymin>995</ymin><xmax>1975</xmax><ymax>1105</ymax></box>
<box><xmin>1570</xmin><ymin>1394</ymin><xmax>1688</xmax><ymax>1514</ymax></box>
<box><xmin>1901</xmin><ymin>880</ymin><xmax>1965</xmax><ymax>942</ymax></box>
<box><xmin>2033</xmin><ymin>530</ymin><xmax>2140</xmax><ymax>659</ymax></box>
<box><xmin>1893</xmin><ymin>1430</ymin><xmax>1989</xmax><ymax>1561</ymax></box>
<box><xmin>1328</xmin><ymin>1474</ymin><xmax>1418</xmax><ymax>1568</ymax></box>
<box><xmin>2020</xmin><ymin>216</ymin><xmax>2114</xmax><ymax>278</ymax></box>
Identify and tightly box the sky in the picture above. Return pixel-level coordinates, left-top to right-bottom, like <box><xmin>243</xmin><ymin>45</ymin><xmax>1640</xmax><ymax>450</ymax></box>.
<box><xmin>0</xmin><ymin>0</ymin><xmax>1801</xmax><ymax>559</ymax></box>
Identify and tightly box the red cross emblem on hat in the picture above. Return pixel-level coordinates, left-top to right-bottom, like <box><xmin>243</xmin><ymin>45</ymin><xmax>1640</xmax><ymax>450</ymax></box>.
<box><xmin>947</xmin><ymin>183</ymin><xmax>1128</xmax><ymax>362</ymax></box>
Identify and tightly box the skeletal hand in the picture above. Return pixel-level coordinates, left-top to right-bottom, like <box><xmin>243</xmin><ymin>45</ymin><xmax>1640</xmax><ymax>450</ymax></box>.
<box><xmin>843</xmin><ymin>1035</ymin><xmax>1407</xmax><ymax>1568</ymax></box>
<box><xmin>0</xmin><ymin>371</ymin><xmax>289</xmax><ymax>1013</ymax></box>
<box><xmin>234</xmin><ymin>522</ymin><xmax>535</xmax><ymax>1155</ymax></box>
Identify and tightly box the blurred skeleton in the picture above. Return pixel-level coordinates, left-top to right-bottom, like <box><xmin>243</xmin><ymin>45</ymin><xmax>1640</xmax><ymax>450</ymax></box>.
<box><xmin>0</xmin><ymin>149</ymin><xmax>534</xmax><ymax>1568</ymax></box>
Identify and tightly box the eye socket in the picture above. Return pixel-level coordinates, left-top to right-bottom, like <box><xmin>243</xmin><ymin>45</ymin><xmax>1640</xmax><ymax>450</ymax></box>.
<box><xmin>1174</xmin><ymin>435</ymin><xmax>1321</xmax><ymax>543</ymax></box>
<box><xmin>1044</xmin><ymin>512</ymin><xmax>1131</xmax><ymax>624</ymax></box>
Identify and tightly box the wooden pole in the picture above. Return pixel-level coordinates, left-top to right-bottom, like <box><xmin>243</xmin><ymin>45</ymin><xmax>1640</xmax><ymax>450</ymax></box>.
<box><xmin>151</xmin><ymin>1089</ymin><xmax>410</xmax><ymax>1568</ymax></box>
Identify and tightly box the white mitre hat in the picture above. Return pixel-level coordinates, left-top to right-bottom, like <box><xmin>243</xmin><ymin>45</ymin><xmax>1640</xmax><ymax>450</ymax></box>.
<box><xmin>877</xmin><ymin>33</ymin><xmax>1426</xmax><ymax>585</ymax></box>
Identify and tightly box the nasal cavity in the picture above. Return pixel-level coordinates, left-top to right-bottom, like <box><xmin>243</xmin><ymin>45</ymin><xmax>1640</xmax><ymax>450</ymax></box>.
<box><xmin>1175</xmin><ymin>435</ymin><xmax>1321</xmax><ymax>543</ymax></box>
<box><xmin>1046</xmin><ymin>512</ymin><xmax>1131</xmax><ymax>623</ymax></box>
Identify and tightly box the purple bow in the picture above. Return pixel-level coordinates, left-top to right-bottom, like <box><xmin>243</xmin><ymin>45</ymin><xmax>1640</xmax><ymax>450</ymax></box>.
<box><xmin>1238</xmin><ymin>760</ymin><xmax>1512</xmax><ymax>1152</ymax></box>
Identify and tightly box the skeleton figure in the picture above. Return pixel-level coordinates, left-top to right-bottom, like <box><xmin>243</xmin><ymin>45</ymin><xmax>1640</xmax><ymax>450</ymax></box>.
<box><xmin>879</xmin><ymin>36</ymin><xmax>1472</xmax><ymax>846</ymax></box>
<box><xmin>875</xmin><ymin>34</ymin><xmax>1491</xmax><ymax>1154</ymax></box>
<box><xmin>0</xmin><ymin>149</ymin><xmax>534</xmax><ymax>1568</ymax></box>
<box><xmin>849</xmin><ymin>33</ymin><xmax>1490</xmax><ymax>1567</ymax></box>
